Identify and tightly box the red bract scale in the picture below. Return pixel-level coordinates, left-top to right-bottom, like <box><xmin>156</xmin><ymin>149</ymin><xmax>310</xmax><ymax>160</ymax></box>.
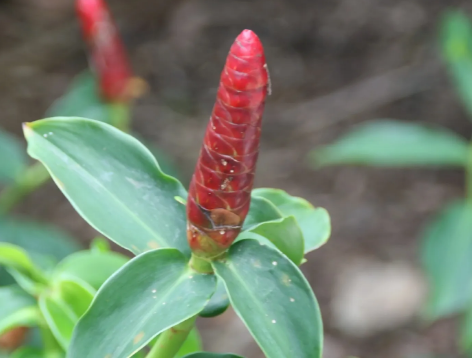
<box><xmin>76</xmin><ymin>0</ymin><xmax>132</xmax><ymax>103</ymax></box>
<box><xmin>187</xmin><ymin>29</ymin><xmax>270</xmax><ymax>258</ymax></box>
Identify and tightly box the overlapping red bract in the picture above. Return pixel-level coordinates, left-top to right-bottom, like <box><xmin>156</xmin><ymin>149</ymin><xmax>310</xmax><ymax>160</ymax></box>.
<box><xmin>187</xmin><ymin>30</ymin><xmax>269</xmax><ymax>257</ymax></box>
<box><xmin>76</xmin><ymin>0</ymin><xmax>132</xmax><ymax>102</ymax></box>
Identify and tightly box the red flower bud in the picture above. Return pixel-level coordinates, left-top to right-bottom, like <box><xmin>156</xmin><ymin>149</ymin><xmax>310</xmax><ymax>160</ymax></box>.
<box><xmin>187</xmin><ymin>30</ymin><xmax>270</xmax><ymax>258</ymax></box>
<box><xmin>76</xmin><ymin>0</ymin><xmax>132</xmax><ymax>103</ymax></box>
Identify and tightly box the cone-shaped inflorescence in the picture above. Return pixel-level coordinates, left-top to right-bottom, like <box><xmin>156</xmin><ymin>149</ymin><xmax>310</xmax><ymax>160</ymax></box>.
<box><xmin>76</xmin><ymin>0</ymin><xmax>132</xmax><ymax>103</ymax></box>
<box><xmin>187</xmin><ymin>30</ymin><xmax>270</xmax><ymax>258</ymax></box>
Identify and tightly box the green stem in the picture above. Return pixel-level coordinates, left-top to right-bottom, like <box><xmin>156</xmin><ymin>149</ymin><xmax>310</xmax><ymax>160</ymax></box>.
<box><xmin>39</xmin><ymin>322</ymin><xmax>63</xmax><ymax>358</ymax></box>
<box><xmin>146</xmin><ymin>316</ymin><xmax>196</xmax><ymax>358</ymax></box>
<box><xmin>467</xmin><ymin>141</ymin><xmax>472</xmax><ymax>203</ymax></box>
<box><xmin>0</xmin><ymin>162</ymin><xmax>50</xmax><ymax>215</ymax></box>
<box><xmin>189</xmin><ymin>253</ymin><xmax>213</xmax><ymax>274</ymax></box>
<box><xmin>110</xmin><ymin>103</ymin><xmax>131</xmax><ymax>133</ymax></box>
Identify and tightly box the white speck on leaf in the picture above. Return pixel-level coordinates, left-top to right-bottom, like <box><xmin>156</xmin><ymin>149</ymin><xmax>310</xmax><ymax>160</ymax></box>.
<box><xmin>43</xmin><ymin>134</ymin><xmax>48</xmax><ymax>138</ymax></box>
<box><xmin>272</xmin><ymin>320</ymin><xmax>276</xmax><ymax>324</ymax></box>
<box><xmin>152</xmin><ymin>289</ymin><xmax>156</xmax><ymax>293</ymax></box>
<box><xmin>290</xmin><ymin>298</ymin><xmax>295</xmax><ymax>302</ymax></box>
<box><xmin>272</xmin><ymin>261</ymin><xmax>277</xmax><ymax>266</ymax></box>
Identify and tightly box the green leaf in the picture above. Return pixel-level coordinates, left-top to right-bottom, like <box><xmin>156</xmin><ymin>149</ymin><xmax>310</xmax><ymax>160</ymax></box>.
<box><xmin>421</xmin><ymin>200</ymin><xmax>472</xmax><ymax>319</ymax></box>
<box><xmin>52</xmin><ymin>250</ymin><xmax>128</xmax><ymax>290</ymax></box>
<box><xmin>212</xmin><ymin>240</ymin><xmax>323</xmax><ymax>358</ymax></box>
<box><xmin>243</xmin><ymin>217</ymin><xmax>304</xmax><ymax>265</ymax></box>
<box><xmin>0</xmin><ymin>285</ymin><xmax>40</xmax><ymax>335</ymax></box>
<box><xmin>10</xmin><ymin>346</ymin><xmax>44</xmax><ymax>358</ymax></box>
<box><xmin>47</xmin><ymin>71</ymin><xmax>111</xmax><ymax>124</ymax></box>
<box><xmin>23</xmin><ymin>118</ymin><xmax>189</xmax><ymax>256</ymax></box>
<box><xmin>89</xmin><ymin>237</ymin><xmax>111</xmax><ymax>253</ymax></box>
<box><xmin>441</xmin><ymin>10</ymin><xmax>472</xmax><ymax>120</ymax></box>
<box><xmin>200</xmin><ymin>278</ymin><xmax>230</xmax><ymax>318</ymax></box>
<box><xmin>243</xmin><ymin>196</ymin><xmax>282</xmax><ymax>230</ymax></box>
<box><xmin>39</xmin><ymin>278</ymin><xmax>95</xmax><ymax>349</ymax></box>
<box><xmin>252</xmin><ymin>188</ymin><xmax>331</xmax><ymax>252</ymax></box>
<box><xmin>183</xmin><ymin>352</ymin><xmax>242</xmax><ymax>358</ymax></box>
<box><xmin>0</xmin><ymin>128</ymin><xmax>27</xmax><ymax>184</ymax></box>
<box><xmin>176</xmin><ymin>329</ymin><xmax>202</xmax><ymax>358</ymax></box>
<box><xmin>311</xmin><ymin>120</ymin><xmax>468</xmax><ymax>168</ymax></box>
<box><xmin>68</xmin><ymin>248</ymin><xmax>216</xmax><ymax>358</ymax></box>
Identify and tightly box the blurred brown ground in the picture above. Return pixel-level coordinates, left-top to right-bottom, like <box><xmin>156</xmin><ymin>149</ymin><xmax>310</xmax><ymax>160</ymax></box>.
<box><xmin>2</xmin><ymin>0</ymin><xmax>472</xmax><ymax>357</ymax></box>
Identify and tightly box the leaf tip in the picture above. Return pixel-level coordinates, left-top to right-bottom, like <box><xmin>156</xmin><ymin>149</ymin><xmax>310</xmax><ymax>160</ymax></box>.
<box><xmin>22</xmin><ymin>122</ymin><xmax>34</xmax><ymax>139</ymax></box>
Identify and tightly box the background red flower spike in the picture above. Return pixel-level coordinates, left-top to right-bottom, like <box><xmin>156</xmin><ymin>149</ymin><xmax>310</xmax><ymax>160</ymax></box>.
<box><xmin>186</xmin><ymin>29</ymin><xmax>270</xmax><ymax>258</ymax></box>
<box><xmin>76</xmin><ymin>0</ymin><xmax>133</xmax><ymax>103</ymax></box>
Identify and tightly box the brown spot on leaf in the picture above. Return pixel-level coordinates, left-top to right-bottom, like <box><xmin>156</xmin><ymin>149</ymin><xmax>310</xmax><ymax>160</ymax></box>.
<box><xmin>281</xmin><ymin>273</ymin><xmax>292</xmax><ymax>286</ymax></box>
<box><xmin>133</xmin><ymin>331</ymin><xmax>145</xmax><ymax>344</ymax></box>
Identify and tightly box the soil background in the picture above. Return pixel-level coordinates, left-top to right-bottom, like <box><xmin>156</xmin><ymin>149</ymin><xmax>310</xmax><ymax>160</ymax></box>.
<box><xmin>1</xmin><ymin>0</ymin><xmax>472</xmax><ymax>357</ymax></box>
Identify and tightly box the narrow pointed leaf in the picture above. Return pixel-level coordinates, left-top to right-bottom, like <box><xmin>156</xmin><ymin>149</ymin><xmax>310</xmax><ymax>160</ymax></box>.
<box><xmin>252</xmin><ymin>188</ymin><xmax>330</xmax><ymax>252</ymax></box>
<box><xmin>53</xmin><ymin>250</ymin><xmax>128</xmax><ymax>290</ymax></box>
<box><xmin>212</xmin><ymin>240</ymin><xmax>323</xmax><ymax>358</ymax></box>
<box><xmin>23</xmin><ymin>118</ymin><xmax>189</xmax><ymax>255</ymax></box>
<box><xmin>68</xmin><ymin>249</ymin><xmax>216</xmax><ymax>358</ymax></box>
<box><xmin>0</xmin><ymin>129</ymin><xmax>27</xmax><ymax>184</ymax></box>
<box><xmin>39</xmin><ymin>278</ymin><xmax>95</xmax><ymax>349</ymax></box>
<box><xmin>311</xmin><ymin>120</ymin><xmax>469</xmax><ymax>167</ymax></box>
<box><xmin>0</xmin><ymin>285</ymin><xmax>40</xmax><ymax>335</ymax></box>
<box><xmin>421</xmin><ymin>200</ymin><xmax>472</xmax><ymax>319</ymax></box>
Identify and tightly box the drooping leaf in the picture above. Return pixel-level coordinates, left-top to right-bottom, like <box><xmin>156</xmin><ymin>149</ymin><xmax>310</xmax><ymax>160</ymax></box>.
<box><xmin>213</xmin><ymin>240</ymin><xmax>323</xmax><ymax>358</ymax></box>
<box><xmin>243</xmin><ymin>217</ymin><xmax>304</xmax><ymax>265</ymax></box>
<box><xmin>52</xmin><ymin>250</ymin><xmax>128</xmax><ymax>290</ymax></box>
<box><xmin>175</xmin><ymin>328</ymin><xmax>202</xmax><ymax>358</ymax></box>
<box><xmin>0</xmin><ymin>243</ymin><xmax>46</xmax><ymax>286</ymax></box>
<box><xmin>46</xmin><ymin>71</ymin><xmax>112</xmax><ymax>124</ymax></box>
<box><xmin>0</xmin><ymin>128</ymin><xmax>27</xmax><ymax>184</ymax></box>
<box><xmin>0</xmin><ymin>285</ymin><xmax>39</xmax><ymax>335</ymax></box>
<box><xmin>421</xmin><ymin>200</ymin><xmax>472</xmax><ymax>319</ymax></box>
<box><xmin>23</xmin><ymin>118</ymin><xmax>189</xmax><ymax>256</ymax></box>
<box><xmin>242</xmin><ymin>196</ymin><xmax>282</xmax><ymax>230</ymax></box>
<box><xmin>183</xmin><ymin>352</ymin><xmax>242</xmax><ymax>358</ymax></box>
<box><xmin>39</xmin><ymin>278</ymin><xmax>95</xmax><ymax>349</ymax></box>
<box><xmin>311</xmin><ymin>120</ymin><xmax>468</xmax><ymax>168</ymax></box>
<box><xmin>252</xmin><ymin>188</ymin><xmax>331</xmax><ymax>253</ymax></box>
<box><xmin>200</xmin><ymin>278</ymin><xmax>230</xmax><ymax>318</ymax></box>
<box><xmin>68</xmin><ymin>249</ymin><xmax>216</xmax><ymax>358</ymax></box>
<box><xmin>441</xmin><ymin>10</ymin><xmax>472</xmax><ymax>120</ymax></box>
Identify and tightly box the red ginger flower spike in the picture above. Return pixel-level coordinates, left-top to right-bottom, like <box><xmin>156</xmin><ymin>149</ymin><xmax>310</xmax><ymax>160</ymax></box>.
<box><xmin>187</xmin><ymin>29</ymin><xmax>270</xmax><ymax>258</ymax></box>
<box><xmin>76</xmin><ymin>0</ymin><xmax>133</xmax><ymax>103</ymax></box>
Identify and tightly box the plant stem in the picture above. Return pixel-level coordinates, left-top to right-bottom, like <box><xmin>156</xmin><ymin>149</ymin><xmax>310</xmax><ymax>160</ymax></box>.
<box><xmin>146</xmin><ymin>316</ymin><xmax>196</xmax><ymax>358</ymax></box>
<box><xmin>39</xmin><ymin>322</ymin><xmax>63</xmax><ymax>358</ymax></box>
<box><xmin>110</xmin><ymin>103</ymin><xmax>131</xmax><ymax>133</ymax></box>
<box><xmin>0</xmin><ymin>162</ymin><xmax>50</xmax><ymax>215</ymax></box>
<box><xmin>467</xmin><ymin>140</ymin><xmax>472</xmax><ymax>203</ymax></box>
<box><xmin>189</xmin><ymin>253</ymin><xmax>213</xmax><ymax>274</ymax></box>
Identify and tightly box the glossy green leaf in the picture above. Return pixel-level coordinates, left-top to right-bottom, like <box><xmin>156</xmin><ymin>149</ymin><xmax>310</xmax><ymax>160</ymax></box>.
<box><xmin>243</xmin><ymin>196</ymin><xmax>282</xmax><ymax>230</ymax></box>
<box><xmin>39</xmin><ymin>278</ymin><xmax>95</xmax><ymax>349</ymax></box>
<box><xmin>68</xmin><ymin>248</ymin><xmax>216</xmax><ymax>358</ymax></box>
<box><xmin>200</xmin><ymin>278</ymin><xmax>230</xmax><ymax>318</ymax></box>
<box><xmin>441</xmin><ymin>10</ymin><xmax>472</xmax><ymax>120</ymax></box>
<box><xmin>89</xmin><ymin>237</ymin><xmax>111</xmax><ymax>253</ymax></box>
<box><xmin>47</xmin><ymin>71</ymin><xmax>111</xmax><ymax>124</ymax></box>
<box><xmin>252</xmin><ymin>188</ymin><xmax>331</xmax><ymax>252</ymax></box>
<box><xmin>244</xmin><ymin>217</ymin><xmax>304</xmax><ymax>265</ymax></box>
<box><xmin>213</xmin><ymin>240</ymin><xmax>323</xmax><ymax>358</ymax></box>
<box><xmin>460</xmin><ymin>306</ymin><xmax>472</xmax><ymax>356</ymax></box>
<box><xmin>421</xmin><ymin>200</ymin><xmax>472</xmax><ymax>319</ymax></box>
<box><xmin>183</xmin><ymin>352</ymin><xmax>242</xmax><ymax>358</ymax></box>
<box><xmin>0</xmin><ymin>285</ymin><xmax>39</xmax><ymax>335</ymax></box>
<box><xmin>24</xmin><ymin>118</ymin><xmax>189</xmax><ymax>256</ymax></box>
<box><xmin>53</xmin><ymin>250</ymin><xmax>128</xmax><ymax>290</ymax></box>
<box><xmin>176</xmin><ymin>329</ymin><xmax>202</xmax><ymax>358</ymax></box>
<box><xmin>0</xmin><ymin>128</ymin><xmax>27</xmax><ymax>184</ymax></box>
<box><xmin>311</xmin><ymin>120</ymin><xmax>468</xmax><ymax>168</ymax></box>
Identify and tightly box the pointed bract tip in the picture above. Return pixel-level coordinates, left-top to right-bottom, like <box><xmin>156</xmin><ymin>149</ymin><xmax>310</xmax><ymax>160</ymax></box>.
<box><xmin>22</xmin><ymin>122</ymin><xmax>33</xmax><ymax>138</ymax></box>
<box><xmin>236</xmin><ymin>29</ymin><xmax>260</xmax><ymax>44</ymax></box>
